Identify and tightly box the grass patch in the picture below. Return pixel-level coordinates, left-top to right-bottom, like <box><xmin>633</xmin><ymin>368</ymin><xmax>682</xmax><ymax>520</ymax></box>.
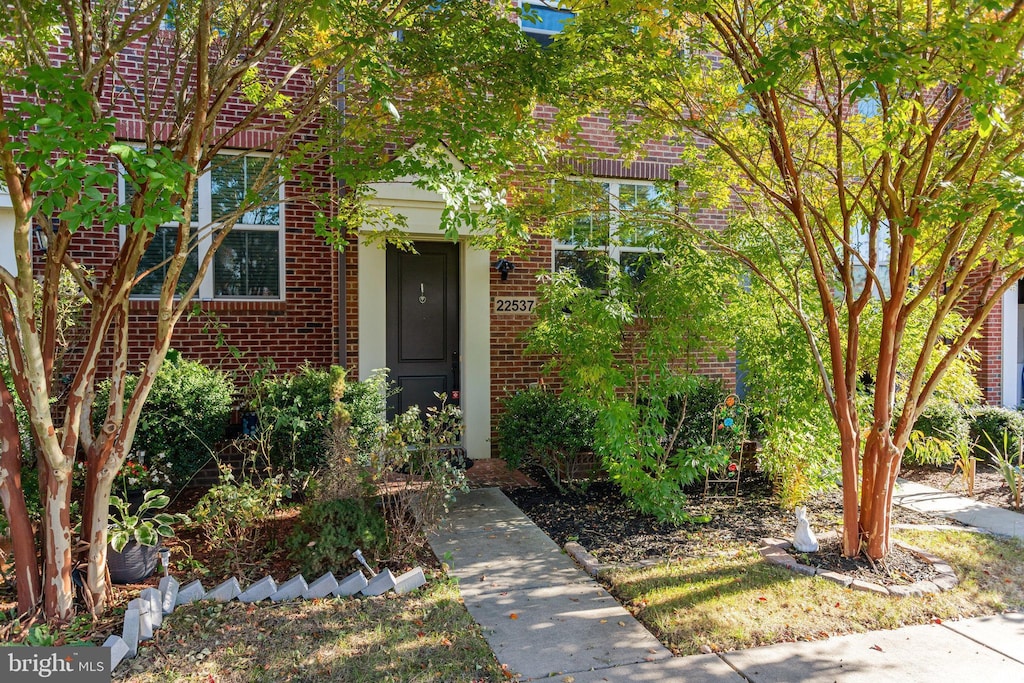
<box><xmin>117</xmin><ymin>573</ymin><xmax>503</xmax><ymax>682</ymax></box>
<box><xmin>603</xmin><ymin>530</ymin><xmax>1024</xmax><ymax>656</ymax></box>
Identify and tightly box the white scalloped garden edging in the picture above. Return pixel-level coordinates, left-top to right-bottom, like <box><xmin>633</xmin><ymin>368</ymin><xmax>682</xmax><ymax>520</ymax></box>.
<box><xmin>102</xmin><ymin>566</ymin><xmax>426</xmax><ymax>672</ymax></box>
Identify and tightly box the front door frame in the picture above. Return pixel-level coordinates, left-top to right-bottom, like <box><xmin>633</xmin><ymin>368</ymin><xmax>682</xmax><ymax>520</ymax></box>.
<box><xmin>385</xmin><ymin>241</ymin><xmax>460</xmax><ymax>420</ymax></box>
<box><xmin>359</xmin><ymin>234</ymin><xmax>491</xmax><ymax>459</ymax></box>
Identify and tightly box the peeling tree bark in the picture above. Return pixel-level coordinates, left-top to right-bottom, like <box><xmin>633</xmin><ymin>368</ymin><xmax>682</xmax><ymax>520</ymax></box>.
<box><xmin>0</xmin><ymin>379</ymin><xmax>41</xmax><ymax>616</ymax></box>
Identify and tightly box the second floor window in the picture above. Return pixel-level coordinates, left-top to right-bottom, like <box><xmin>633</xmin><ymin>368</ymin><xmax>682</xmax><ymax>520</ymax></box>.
<box><xmin>520</xmin><ymin>1</ymin><xmax>575</xmax><ymax>46</ymax></box>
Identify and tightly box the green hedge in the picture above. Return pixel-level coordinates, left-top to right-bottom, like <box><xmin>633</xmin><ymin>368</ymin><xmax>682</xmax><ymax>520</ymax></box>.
<box><xmin>969</xmin><ymin>405</ymin><xmax>1024</xmax><ymax>460</ymax></box>
<box><xmin>914</xmin><ymin>399</ymin><xmax>969</xmax><ymax>446</ymax></box>
<box><xmin>94</xmin><ymin>351</ymin><xmax>234</xmax><ymax>487</ymax></box>
<box><xmin>251</xmin><ymin>365</ymin><xmax>389</xmax><ymax>474</ymax></box>
<box><xmin>496</xmin><ymin>388</ymin><xmax>598</xmax><ymax>486</ymax></box>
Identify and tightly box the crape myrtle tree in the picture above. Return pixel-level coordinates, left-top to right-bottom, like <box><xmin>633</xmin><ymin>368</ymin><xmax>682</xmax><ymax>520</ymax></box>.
<box><xmin>0</xmin><ymin>0</ymin><xmax>547</xmax><ymax>621</ymax></box>
<box><xmin>554</xmin><ymin>0</ymin><xmax>1024</xmax><ymax>559</ymax></box>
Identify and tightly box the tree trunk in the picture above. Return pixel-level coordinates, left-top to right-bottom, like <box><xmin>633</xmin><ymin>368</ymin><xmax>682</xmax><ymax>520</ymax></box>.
<box><xmin>82</xmin><ymin>450</ymin><xmax>116</xmax><ymax>613</ymax></box>
<box><xmin>859</xmin><ymin>429</ymin><xmax>901</xmax><ymax>559</ymax></box>
<box><xmin>0</xmin><ymin>390</ymin><xmax>41</xmax><ymax>616</ymax></box>
<box><xmin>836</xmin><ymin>409</ymin><xmax>861</xmax><ymax>558</ymax></box>
<box><xmin>41</xmin><ymin>462</ymin><xmax>75</xmax><ymax>621</ymax></box>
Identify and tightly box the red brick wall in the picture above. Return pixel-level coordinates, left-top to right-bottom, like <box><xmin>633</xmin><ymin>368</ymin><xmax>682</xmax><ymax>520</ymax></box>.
<box><xmin>962</xmin><ymin>269</ymin><xmax>1004</xmax><ymax>405</ymax></box>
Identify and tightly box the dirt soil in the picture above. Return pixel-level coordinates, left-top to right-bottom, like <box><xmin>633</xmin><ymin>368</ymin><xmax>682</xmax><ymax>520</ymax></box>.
<box><xmin>504</xmin><ymin>469</ymin><xmax>955</xmax><ymax>587</ymax></box>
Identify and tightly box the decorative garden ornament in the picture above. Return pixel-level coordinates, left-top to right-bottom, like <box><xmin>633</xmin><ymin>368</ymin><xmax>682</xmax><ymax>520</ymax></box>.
<box><xmin>793</xmin><ymin>506</ymin><xmax>819</xmax><ymax>553</ymax></box>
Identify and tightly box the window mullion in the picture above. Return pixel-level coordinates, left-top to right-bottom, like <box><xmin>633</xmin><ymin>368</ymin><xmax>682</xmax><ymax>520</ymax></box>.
<box><xmin>197</xmin><ymin>170</ymin><xmax>214</xmax><ymax>300</ymax></box>
<box><xmin>608</xmin><ymin>182</ymin><xmax>620</xmax><ymax>264</ymax></box>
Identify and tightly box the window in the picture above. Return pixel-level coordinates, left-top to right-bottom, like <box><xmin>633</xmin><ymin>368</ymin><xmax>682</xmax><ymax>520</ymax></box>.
<box><xmin>520</xmin><ymin>1</ymin><xmax>575</xmax><ymax>46</ymax></box>
<box><xmin>553</xmin><ymin>180</ymin><xmax>664</xmax><ymax>287</ymax></box>
<box><xmin>124</xmin><ymin>152</ymin><xmax>284</xmax><ymax>300</ymax></box>
<box><xmin>856</xmin><ymin>96</ymin><xmax>881</xmax><ymax>118</ymax></box>
<box><xmin>850</xmin><ymin>217</ymin><xmax>890</xmax><ymax>297</ymax></box>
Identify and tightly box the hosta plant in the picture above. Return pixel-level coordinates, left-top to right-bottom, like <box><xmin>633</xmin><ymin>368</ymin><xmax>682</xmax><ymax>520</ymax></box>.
<box><xmin>108</xmin><ymin>490</ymin><xmax>189</xmax><ymax>552</ymax></box>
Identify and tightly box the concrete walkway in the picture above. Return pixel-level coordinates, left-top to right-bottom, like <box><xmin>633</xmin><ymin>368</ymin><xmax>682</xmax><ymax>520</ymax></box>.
<box><xmin>428</xmin><ymin>487</ymin><xmax>1024</xmax><ymax>682</ymax></box>
<box><xmin>894</xmin><ymin>478</ymin><xmax>1024</xmax><ymax>539</ymax></box>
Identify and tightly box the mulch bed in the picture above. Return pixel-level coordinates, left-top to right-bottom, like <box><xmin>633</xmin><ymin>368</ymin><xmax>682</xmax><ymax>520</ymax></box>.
<box><xmin>794</xmin><ymin>536</ymin><xmax>941</xmax><ymax>585</ymax></box>
<box><xmin>504</xmin><ymin>469</ymin><xmax>953</xmax><ymax>587</ymax></box>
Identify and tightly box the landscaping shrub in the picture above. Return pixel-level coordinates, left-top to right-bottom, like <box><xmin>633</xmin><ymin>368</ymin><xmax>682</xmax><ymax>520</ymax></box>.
<box><xmin>496</xmin><ymin>388</ymin><xmax>598</xmax><ymax>489</ymax></box>
<box><xmin>286</xmin><ymin>498</ymin><xmax>387</xmax><ymax>575</ymax></box>
<box><xmin>367</xmin><ymin>398</ymin><xmax>468</xmax><ymax>561</ymax></box>
<box><xmin>524</xmin><ymin>248</ymin><xmax>737</xmax><ymax>520</ymax></box>
<box><xmin>664</xmin><ymin>376</ymin><xmax>728</xmax><ymax>450</ymax></box>
<box><xmin>729</xmin><ymin>278</ymin><xmax>841</xmax><ymax>508</ymax></box>
<box><xmin>250</xmin><ymin>363</ymin><xmax>332</xmax><ymax>475</ymax></box>
<box><xmin>189</xmin><ymin>465</ymin><xmax>289</xmax><ymax>574</ymax></box>
<box><xmin>248</xmin><ymin>364</ymin><xmax>389</xmax><ymax>476</ymax></box>
<box><xmin>969</xmin><ymin>406</ymin><xmax>1024</xmax><ymax>460</ymax></box>
<box><xmin>904</xmin><ymin>399</ymin><xmax>969</xmax><ymax>467</ymax></box>
<box><xmin>914</xmin><ymin>399</ymin><xmax>969</xmax><ymax>446</ymax></box>
<box><xmin>93</xmin><ymin>350</ymin><xmax>234</xmax><ymax>487</ymax></box>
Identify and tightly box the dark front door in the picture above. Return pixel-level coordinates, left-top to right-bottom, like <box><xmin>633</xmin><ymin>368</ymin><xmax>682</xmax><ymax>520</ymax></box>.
<box><xmin>386</xmin><ymin>241</ymin><xmax>460</xmax><ymax>419</ymax></box>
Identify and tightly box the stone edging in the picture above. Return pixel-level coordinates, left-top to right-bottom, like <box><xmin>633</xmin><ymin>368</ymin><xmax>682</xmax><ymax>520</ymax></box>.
<box><xmin>758</xmin><ymin>534</ymin><xmax>959</xmax><ymax>597</ymax></box>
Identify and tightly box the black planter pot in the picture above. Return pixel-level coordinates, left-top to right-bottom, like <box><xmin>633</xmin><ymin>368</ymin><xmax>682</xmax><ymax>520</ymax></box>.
<box><xmin>107</xmin><ymin>541</ymin><xmax>159</xmax><ymax>584</ymax></box>
<box><xmin>108</xmin><ymin>489</ymin><xmax>146</xmax><ymax>516</ymax></box>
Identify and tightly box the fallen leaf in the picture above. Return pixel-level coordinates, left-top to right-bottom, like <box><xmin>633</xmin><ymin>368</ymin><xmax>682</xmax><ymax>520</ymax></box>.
<box><xmin>599</xmin><ymin>619</ymin><xmax>608</xmax><ymax>624</ymax></box>
<box><xmin>932</xmin><ymin>618</ymin><xmax>942</xmax><ymax>624</ymax></box>
<box><xmin>562</xmin><ymin>677</ymin><xmax>575</xmax><ymax>683</ymax></box>
<box><xmin>617</xmin><ymin>621</ymin><xmax>626</xmax><ymax>627</ymax></box>
<box><xmin>870</xmin><ymin>645</ymin><xmax>884</xmax><ymax>652</ymax></box>
<box><xmin>414</xmin><ymin>619</ymin><xmax>424</xmax><ymax>626</ymax></box>
<box><xmin>440</xmin><ymin>637</ymin><xmax>452</xmax><ymax>648</ymax></box>
<box><xmin>417</xmin><ymin>631</ymin><xmax>426</xmax><ymax>638</ymax></box>
<box><xmin>509</xmin><ymin>613</ymin><xmax>518</xmax><ymax>620</ymax></box>
<box><xmin>699</xmin><ymin>644</ymin><xmax>713</xmax><ymax>654</ymax></box>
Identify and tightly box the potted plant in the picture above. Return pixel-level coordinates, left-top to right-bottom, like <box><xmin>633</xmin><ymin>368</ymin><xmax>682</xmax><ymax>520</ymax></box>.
<box><xmin>107</xmin><ymin>490</ymin><xmax>189</xmax><ymax>584</ymax></box>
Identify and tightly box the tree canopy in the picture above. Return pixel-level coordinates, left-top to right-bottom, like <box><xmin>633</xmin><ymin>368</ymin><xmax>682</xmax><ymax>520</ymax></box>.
<box><xmin>552</xmin><ymin>0</ymin><xmax>1024</xmax><ymax>558</ymax></box>
<box><xmin>0</xmin><ymin>0</ymin><xmax>550</xmax><ymax>621</ymax></box>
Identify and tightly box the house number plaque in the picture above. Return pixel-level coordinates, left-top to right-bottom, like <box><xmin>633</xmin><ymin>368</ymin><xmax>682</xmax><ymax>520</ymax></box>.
<box><xmin>493</xmin><ymin>297</ymin><xmax>538</xmax><ymax>314</ymax></box>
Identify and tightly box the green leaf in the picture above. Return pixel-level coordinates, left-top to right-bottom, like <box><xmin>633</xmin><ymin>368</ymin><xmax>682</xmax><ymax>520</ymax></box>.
<box><xmin>135</xmin><ymin>526</ymin><xmax>158</xmax><ymax>546</ymax></box>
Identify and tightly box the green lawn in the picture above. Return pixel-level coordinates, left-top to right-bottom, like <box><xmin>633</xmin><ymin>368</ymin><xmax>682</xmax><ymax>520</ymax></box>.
<box><xmin>602</xmin><ymin>529</ymin><xmax>1024</xmax><ymax>656</ymax></box>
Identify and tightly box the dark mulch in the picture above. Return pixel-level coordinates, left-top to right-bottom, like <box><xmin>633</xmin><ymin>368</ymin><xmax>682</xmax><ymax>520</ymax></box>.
<box><xmin>794</xmin><ymin>537</ymin><xmax>941</xmax><ymax>585</ymax></box>
<box><xmin>504</xmin><ymin>468</ymin><xmax>951</xmax><ymax>587</ymax></box>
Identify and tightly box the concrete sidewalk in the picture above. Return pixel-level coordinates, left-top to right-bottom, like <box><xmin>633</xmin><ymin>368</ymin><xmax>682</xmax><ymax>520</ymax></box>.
<box><xmin>894</xmin><ymin>478</ymin><xmax>1024</xmax><ymax>539</ymax></box>
<box><xmin>428</xmin><ymin>487</ymin><xmax>1024</xmax><ymax>682</ymax></box>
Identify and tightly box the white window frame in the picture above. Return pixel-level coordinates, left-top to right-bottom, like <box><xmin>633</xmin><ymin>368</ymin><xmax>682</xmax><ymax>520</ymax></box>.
<box><xmin>120</xmin><ymin>150</ymin><xmax>285</xmax><ymax>301</ymax></box>
<box><xmin>552</xmin><ymin>179</ymin><xmax>662</xmax><ymax>283</ymax></box>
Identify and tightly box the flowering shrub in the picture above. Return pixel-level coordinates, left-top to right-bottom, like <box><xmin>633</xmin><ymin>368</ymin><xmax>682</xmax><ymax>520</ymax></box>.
<box><xmin>115</xmin><ymin>452</ymin><xmax>174</xmax><ymax>491</ymax></box>
<box><xmin>75</xmin><ymin>452</ymin><xmax>175</xmax><ymax>495</ymax></box>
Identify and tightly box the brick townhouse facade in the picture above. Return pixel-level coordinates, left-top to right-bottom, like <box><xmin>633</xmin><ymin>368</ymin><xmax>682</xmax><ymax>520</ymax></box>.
<box><xmin>2</xmin><ymin>3</ymin><xmax>1016</xmax><ymax>461</ymax></box>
